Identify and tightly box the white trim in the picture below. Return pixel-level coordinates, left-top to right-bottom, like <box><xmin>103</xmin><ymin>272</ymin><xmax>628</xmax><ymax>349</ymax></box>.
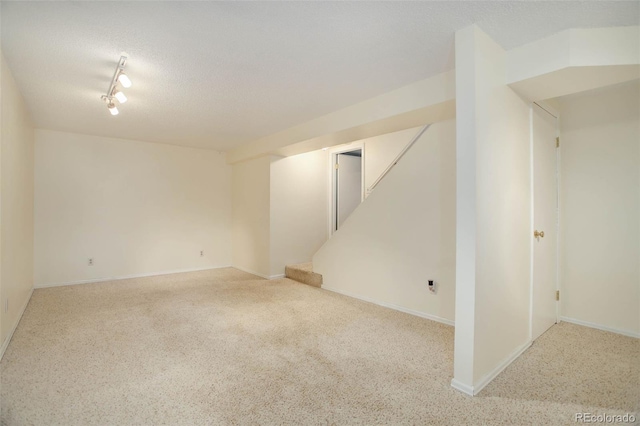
<box><xmin>366</xmin><ymin>124</ymin><xmax>431</xmax><ymax>194</ymax></box>
<box><xmin>452</xmin><ymin>340</ymin><xmax>532</xmax><ymax>397</ymax></box>
<box><xmin>229</xmin><ymin>265</ymin><xmax>270</xmax><ymax>279</ymax></box>
<box><xmin>450</xmin><ymin>379</ymin><xmax>474</xmax><ymax>396</ymax></box>
<box><xmin>528</xmin><ymin>104</ymin><xmax>535</xmax><ymax>343</ymax></box>
<box><xmin>555</xmin><ymin>113</ymin><xmax>563</xmax><ymax>324</ymax></box>
<box><xmin>472</xmin><ymin>340</ymin><xmax>532</xmax><ymax>395</ymax></box>
<box><xmin>0</xmin><ymin>288</ymin><xmax>34</xmax><ymax>361</ymax></box>
<box><xmin>35</xmin><ymin>265</ymin><xmax>234</xmax><ymax>289</ymax></box>
<box><xmin>232</xmin><ymin>265</ymin><xmax>283</xmax><ymax>280</ymax></box>
<box><xmin>328</xmin><ymin>142</ymin><xmax>365</xmax><ymax>237</ymax></box>
<box><xmin>325</xmin><ymin>147</ymin><xmax>333</xmax><ymax>240</ymax></box>
<box><xmin>560</xmin><ymin>316</ymin><xmax>640</xmax><ymax>339</ymax></box>
<box><xmin>533</xmin><ymin>100</ymin><xmax>559</xmax><ymax>119</ymax></box>
<box><xmin>530</xmin><ymin>103</ymin><xmax>561</xmax><ymax>342</ymax></box>
<box><xmin>554</xmin><ymin>111</ymin><xmax>561</xmax><ymax>325</ymax></box>
<box><xmin>322</xmin><ymin>286</ymin><xmax>454</xmax><ymax>327</ymax></box>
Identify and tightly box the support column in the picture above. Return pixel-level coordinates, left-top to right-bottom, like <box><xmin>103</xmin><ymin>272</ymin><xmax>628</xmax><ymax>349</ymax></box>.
<box><xmin>452</xmin><ymin>25</ymin><xmax>532</xmax><ymax>395</ymax></box>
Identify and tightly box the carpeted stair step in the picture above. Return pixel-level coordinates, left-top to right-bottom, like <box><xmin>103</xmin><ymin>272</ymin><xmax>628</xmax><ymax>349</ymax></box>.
<box><xmin>285</xmin><ymin>262</ymin><xmax>323</xmax><ymax>288</ymax></box>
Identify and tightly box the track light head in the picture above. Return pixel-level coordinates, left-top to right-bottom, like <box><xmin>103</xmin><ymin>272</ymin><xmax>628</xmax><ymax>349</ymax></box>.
<box><xmin>114</xmin><ymin>90</ymin><xmax>127</xmax><ymax>104</ymax></box>
<box><xmin>118</xmin><ymin>73</ymin><xmax>132</xmax><ymax>88</ymax></box>
<box><xmin>108</xmin><ymin>102</ymin><xmax>119</xmax><ymax>116</ymax></box>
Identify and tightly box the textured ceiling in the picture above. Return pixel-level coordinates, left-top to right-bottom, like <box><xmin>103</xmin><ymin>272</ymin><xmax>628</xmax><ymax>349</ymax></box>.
<box><xmin>2</xmin><ymin>1</ymin><xmax>638</xmax><ymax>151</ymax></box>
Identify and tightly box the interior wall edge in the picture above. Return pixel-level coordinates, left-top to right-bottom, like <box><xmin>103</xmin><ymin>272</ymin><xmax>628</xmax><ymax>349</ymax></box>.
<box><xmin>34</xmin><ymin>127</ymin><xmax>227</xmax><ymax>155</ymax></box>
<box><xmin>321</xmin><ymin>286</ymin><xmax>455</xmax><ymax>327</ymax></box>
<box><xmin>1</xmin><ymin>51</ymin><xmax>36</xmax><ymax>346</ymax></box>
<box><xmin>559</xmin><ymin>317</ymin><xmax>640</xmax><ymax>339</ymax></box>
<box><xmin>471</xmin><ymin>340</ymin><xmax>532</xmax><ymax>396</ymax></box>
<box><xmin>231</xmin><ymin>265</ymin><xmax>279</xmax><ymax>280</ymax></box>
<box><xmin>450</xmin><ymin>379</ymin><xmax>474</xmax><ymax>396</ymax></box>
<box><xmin>34</xmin><ymin>265</ymin><xmax>233</xmax><ymax>289</ymax></box>
<box><xmin>0</xmin><ymin>288</ymin><xmax>33</xmax><ymax>361</ymax></box>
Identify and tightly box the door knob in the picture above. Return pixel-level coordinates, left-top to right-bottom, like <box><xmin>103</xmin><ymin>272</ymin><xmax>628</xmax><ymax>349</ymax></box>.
<box><xmin>534</xmin><ymin>230</ymin><xmax>545</xmax><ymax>238</ymax></box>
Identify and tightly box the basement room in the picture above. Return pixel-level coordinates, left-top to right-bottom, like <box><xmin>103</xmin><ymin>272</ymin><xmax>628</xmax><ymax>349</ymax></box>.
<box><xmin>0</xmin><ymin>1</ymin><xmax>638</xmax><ymax>425</ymax></box>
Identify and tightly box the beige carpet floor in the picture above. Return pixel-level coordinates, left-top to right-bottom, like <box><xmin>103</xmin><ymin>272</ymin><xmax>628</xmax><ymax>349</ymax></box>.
<box><xmin>1</xmin><ymin>268</ymin><xmax>637</xmax><ymax>425</ymax></box>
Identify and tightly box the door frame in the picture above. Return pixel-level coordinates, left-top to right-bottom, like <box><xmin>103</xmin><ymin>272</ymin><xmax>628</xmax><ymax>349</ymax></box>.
<box><xmin>327</xmin><ymin>143</ymin><xmax>365</xmax><ymax>236</ymax></box>
<box><xmin>529</xmin><ymin>100</ymin><xmax>561</xmax><ymax>342</ymax></box>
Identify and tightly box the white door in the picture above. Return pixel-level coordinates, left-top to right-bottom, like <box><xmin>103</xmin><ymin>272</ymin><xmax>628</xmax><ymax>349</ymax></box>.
<box><xmin>336</xmin><ymin>152</ymin><xmax>362</xmax><ymax>230</ymax></box>
<box><xmin>532</xmin><ymin>103</ymin><xmax>558</xmax><ymax>341</ymax></box>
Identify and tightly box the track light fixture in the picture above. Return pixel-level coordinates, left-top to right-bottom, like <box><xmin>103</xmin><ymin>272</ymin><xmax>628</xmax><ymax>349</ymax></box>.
<box><xmin>101</xmin><ymin>54</ymin><xmax>131</xmax><ymax>115</ymax></box>
<box><xmin>108</xmin><ymin>102</ymin><xmax>119</xmax><ymax>116</ymax></box>
<box><xmin>118</xmin><ymin>73</ymin><xmax>132</xmax><ymax>88</ymax></box>
<box><xmin>113</xmin><ymin>90</ymin><xmax>127</xmax><ymax>104</ymax></box>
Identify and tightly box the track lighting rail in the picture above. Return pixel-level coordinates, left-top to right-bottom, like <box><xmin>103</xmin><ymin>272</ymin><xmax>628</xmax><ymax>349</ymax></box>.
<box><xmin>100</xmin><ymin>55</ymin><xmax>131</xmax><ymax>115</ymax></box>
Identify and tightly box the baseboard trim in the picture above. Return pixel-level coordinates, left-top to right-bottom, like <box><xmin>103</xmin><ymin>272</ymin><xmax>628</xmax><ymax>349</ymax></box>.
<box><xmin>321</xmin><ymin>286</ymin><xmax>454</xmax><ymax>327</ymax></box>
<box><xmin>232</xmin><ymin>265</ymin><xmax>280</xmax><ymax>280</ymax></box>
<box><xmin>35</xmin><ymin>265</ymin><xmax>233</xmax><ymax>289</ymax></box>
<box><xmin>0</xmin><ymin>288</ymin><xmax>34</xmax><ymax>361</ymax></box>
<box><xmin>450</xmin><ymin>379</ymin><xmax>474</xmax><ymax>396</ymax></box>
<box><xmin>560</xmin><ymin>316</ymin><xmax>639</xmax><ymax>338</ymax></box>
<box><xmin>230</xmin><ymin>265</ymin><xmax>266</xmax><ymax>279</ymax></box>
<box><xmin>472</xmin><ymin>340</ymin><xmax>532</xmax><ymax>396</ymax></box>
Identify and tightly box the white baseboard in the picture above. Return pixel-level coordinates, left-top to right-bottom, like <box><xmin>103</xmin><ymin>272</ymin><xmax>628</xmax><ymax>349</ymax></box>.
<box><xmin>473</xmin><ymin>340</ymin><xmax>532</xmax><ymax>395</ymax></box>
<box><xmin>0</xmin><ymin>288</ymin><xmax>34</xmax><ymax>361</ymax></box>
<box><xmin>560</xmin><ymin>316</ymin><xmax>639</xmax><ymax>338</ymax></box>
<box><xmin>232</xmin><ymin>265</ymin><xmax>266</xmax><ymax>279</ymax></box>
<box><xmin>450</xmin><ymin>320</ymin><xmax>638</xmax><ymax>398</ymax></box>
<box><xmin>451</xmin><ymin>340</ymin><xmax>532</xmax><ymax>397</ymax></box>
<box><xmin>450</xmin><ymin>379</ymin><xmax>474</xmax><ymax>396</ymax></box>
<box><xmin>232</xmin><ymin>265</ymin><xmax>285</xmax><ymax>280</ymax></box>
<box><xmin>321</xmin><ymin>286</ymin><xmax>455</xmax><ymax>327</ymax></box>
<box><xmin>35</xmin><ymin>265</ymin><xmax>233</xmax><ymax>289</ymax></box>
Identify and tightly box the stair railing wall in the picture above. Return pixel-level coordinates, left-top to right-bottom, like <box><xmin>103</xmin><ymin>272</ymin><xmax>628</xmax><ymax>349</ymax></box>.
<box><xmin>366</xmin><ymin>123</ymin><xmax>432</xmax><ymax>195</ymax></box>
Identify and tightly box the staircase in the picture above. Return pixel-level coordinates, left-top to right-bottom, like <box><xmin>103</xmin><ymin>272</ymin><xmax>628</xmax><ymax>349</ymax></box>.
<box><xmin>285</xmin><ymin>262</ymin><xmax>323</xmax><ymax>288</ymax></box>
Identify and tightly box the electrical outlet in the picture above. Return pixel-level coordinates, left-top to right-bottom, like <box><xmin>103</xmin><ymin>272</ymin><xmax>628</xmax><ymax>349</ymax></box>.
<box><xmin>88</xmin><ymin>258</ymin><xmax>94</xmax><ymax>266</ymax></box>
<box><xmin>428</xmin><ymin>280</ymin><xmax>436</xmax><ymax>294</ymax></box>
<box><xmin>200</xmin><ymin>250</ymin><xmax>204</xmax><ymax>257</ymax></box>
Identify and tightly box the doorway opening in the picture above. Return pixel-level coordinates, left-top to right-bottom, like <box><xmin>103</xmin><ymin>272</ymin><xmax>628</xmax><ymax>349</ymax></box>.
<box><xmin>330</xmin><ymin>147</ymin><xmax>364</xmax><ymax>234</ymax></box>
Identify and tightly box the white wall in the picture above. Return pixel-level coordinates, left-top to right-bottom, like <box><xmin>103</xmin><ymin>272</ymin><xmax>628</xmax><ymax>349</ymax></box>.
<box><xmin>227</xmin><ymin>71</ymin><xmax>455</xmax><ymax>163</ymax></box>
<box><xmin>254</xmin><ymin>127</ymin><xmax>419</xmax><ymax>278</ymax></box>
<box><xmin>362</xmin><ymin>127</ymin><xmax>418</xmax><ymax>194</ymax></box>
<box><xmin>558</xmin><ymin>80</ymin><xmax>640</xmax><ymax>336</ymax></box>
<box><xmin>232</xmin><ymin>156</ymin><xmax>272</xmax><ymax>278</ymax></box>
<box><xmin>453</xmin><ymin>25</ymin><xmax>532</xmax><ymax>394</ymax></box>
<box><xmin>472</xmin><ymin>32</ymin><xmax>531</xmax><ymax>386</ymax></box>
<box><xmin>1</xmin><ymin>54</ymin><xmax>35</xmax><ymax>348</ymax></box>
<box><xmin>313</xmin><ymin>119</ymin><xmax>456</xmax><ymax>324</ymax></box>
<box><xmin>507</xmin><ymin>27</ymin><xmax>640</xmax><ymax>101</ymax></box>
<box><xmin>270</xmin><ymin>150</ymin><xmax>328</xmax><ymax>277</ymax></box>
<box><xmin>34</xmin><ymin>130</ymin><xmax>231</xmax><ymax>287</ymax></box>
